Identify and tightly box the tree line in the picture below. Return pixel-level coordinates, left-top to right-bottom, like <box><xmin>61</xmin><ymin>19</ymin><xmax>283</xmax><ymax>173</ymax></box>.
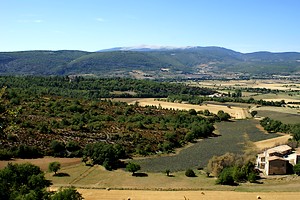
<box><xmin>260</xmin><ymin>117</ymin><xmax>300</xmax><ymax>143</ymax></box>
<box><xmin>0</xmin><ymin>76</ymin><xmax>214</xmax><ymax>99</ymax></box>
<box><xmin>166</xmin><ymin>94</ymin><xmax>286</xmax><ymax>107</ymax></box>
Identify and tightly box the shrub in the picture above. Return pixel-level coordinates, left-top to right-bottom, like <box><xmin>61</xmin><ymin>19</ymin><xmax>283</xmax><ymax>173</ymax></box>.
<box><xmin>0</xmin><ymin>149</ymin><xmax>12</xmax><ymax>160</ymax></box>
<box><xmin>185</xmin><ymin>169</ymin><xmax>196</xmax><ymax>177</ymax></box>
<box><xmin>248</xmin><ymin>172</ymin><xmax>257</xmax><ymax>183</ymax></box>
<box><xmin>15</xmin><ymin>144</ymin><xmax>43</xmax><ymax>159</ymax></box>
<box><xmin>126</xmin><ymin>162</ymin><xmax>141</xmax><ymax>175</ymax></box>
<box><xmin>293</xmin><ymin>163</ymin><xmax>300</xmax><ymax>175</ymax></box>
<box><xmin>50</xmin><ymin>140</ymin><xmax>66</xmax><ymax>157</ymax></box>
<box><xmin>216</xmin><ymin>167</ymin><xmax>235</xmax><ymax>185</ymax></box>
<box><xmin>48</xmin><ymin>161</ymin><xmax>61</xmax><ymax>175</ymax></box>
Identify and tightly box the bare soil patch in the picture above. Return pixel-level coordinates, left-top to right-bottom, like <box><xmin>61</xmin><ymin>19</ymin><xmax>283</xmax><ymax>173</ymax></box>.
<box><xmin>0</xmin><ymin>157</ymin><xmax>81</xmax><ymax>171</ymax></box>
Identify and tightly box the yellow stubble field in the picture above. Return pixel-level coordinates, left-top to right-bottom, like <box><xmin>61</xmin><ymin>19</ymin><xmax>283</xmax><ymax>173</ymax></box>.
<box><xmin>113</xmin><ymin>98</ymin><xmax>251</xmax><ymax>119</ymax></box>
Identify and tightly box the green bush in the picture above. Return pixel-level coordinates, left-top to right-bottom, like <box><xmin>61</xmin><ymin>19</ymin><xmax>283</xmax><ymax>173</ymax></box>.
<box><xmin>293</xmin><ymin>163</ymin><xmax>300</xmax><ymax>175</ymax></box>
<box><xmin>126</xmin><ymin>162</ymin><xmax>141</xmax><ymax>175</ymax></box>
<box><xmin>185</xmin><ymin>169</ymin><xmax>196</xmax><ymax>177</ymax></box>
<box><xmin>216</xmin><ymin>167</ymin><xmax>235</xmax><ymax>185</ymax></box>
<box><xmin>48</xmin><ymin>161</ymin><xmax>61</xmax><ymax>175</ymax></box>
<box><xmin>0</xmin><ymin>149</ymin><xmax>13</xmax><ymax>160</ymax></box>
<box><xmin>248</xmin><ymin>172</ymin><xmax>257</xmax><ymax>183</ymax></box>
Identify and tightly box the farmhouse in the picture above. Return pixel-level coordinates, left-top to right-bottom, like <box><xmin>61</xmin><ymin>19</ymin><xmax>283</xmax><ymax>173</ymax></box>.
<box><xmin>208</xmin><ymin>93</ymin><xmax>226</xmax><ymax>98</ymax></box>
<box><xmin>256</xmin><ymin>145</ymin><xmax>300</xmax><ymax>175</ymax></box>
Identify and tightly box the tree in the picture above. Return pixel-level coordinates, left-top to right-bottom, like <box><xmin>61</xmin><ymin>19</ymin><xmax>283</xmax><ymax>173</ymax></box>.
<box><xmin>0</xmin><ymin>149</ymin><xmax>12</xmax><ymax>160</ymax></box>
<box><xmin>203</xmin><ymin>109</ymin><xmax>210</xmax><ymax>116</ymax></box>
<box><xmin>250</xmin><ymin>110</ymin><xmax>257</xmax><ymax>117</ymax></box>
<box><xmin>206</xmin><ymin>153</ymin><xmax>238</xmax><ymax>176</ymax></box>
<box><xmin>291</xmin><ymin>124</ymin><xmax>300</xmax><ymax>141</ymax></box>
<box><xmin>0</xmin><ymin>163</ymin><xmax>51</xmax><ymax>200</ymax></box>
<box><xmin>293</xmin><ymin>163</ymin><xmax>300</xmax><ymax>175</ymax></box>
<box><xmin>188</xmin><ymin>109</ymin><xmax>197</xmax><ymax>115</ymax></box>
<box><xmin>49</xmin><ymin>162</ymin><xmax>61</xmax><ymax>175</ymax></box>
<box><xmin>126</xmin><ymin>162</ymin><xmax>141</xmax><ymax>176</ymax></box>
<box><xmin>165</xmin><ymin>169</ymin><xmax>171</xmax><ymax>177</ymax></box>
<box><xmin>83</xmin><ymin>142</ymin><xmax>123</xmax><ymax>170</ymax></box>
<box><xmin>185</xmin><ymin>169</ymin><xmax>196</xmax><ymax>177</ymax></box>
<box><xmin>51</xmin><ymin>187</ymin><xmax>83</xmax><ymax>200</ymax></box>
<box><xmin>50</xmin><ymin>140</ymin><xmax>66</xmax><ymax>157</ymax></box>
<box><xmin>217</xmin><ymin>110</ymin><xmax>231</xmax><ymax>121</ymax></box>
<box><xmin>216</xmin><ymin>167</ymin><xmax>235</xmax><ymax>185</ymax></box>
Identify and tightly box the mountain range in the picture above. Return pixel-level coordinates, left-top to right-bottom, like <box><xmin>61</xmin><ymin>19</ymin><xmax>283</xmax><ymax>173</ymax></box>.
<box><xmin>0</xmin><ymin>46</ymin><xmax>300</xmax><ymax>79</ymax></box>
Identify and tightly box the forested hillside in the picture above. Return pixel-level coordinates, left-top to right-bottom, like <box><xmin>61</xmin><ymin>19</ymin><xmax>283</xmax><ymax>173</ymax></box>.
<box><xmin>0</xmin><ymin>47</ymin><xmax>300</xmax><ymax>77</ymax></box>
<box><xmin>0</xmin><ymin>76</ymin><xmax>214</xmax><ymax>99</ymax></box>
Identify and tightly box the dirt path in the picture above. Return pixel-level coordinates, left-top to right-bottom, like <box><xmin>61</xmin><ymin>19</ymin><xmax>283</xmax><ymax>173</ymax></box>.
<box><xmin>75</xmin><ymin>189</ymin><xmax>300</xmax><ymax>200</ymax></box>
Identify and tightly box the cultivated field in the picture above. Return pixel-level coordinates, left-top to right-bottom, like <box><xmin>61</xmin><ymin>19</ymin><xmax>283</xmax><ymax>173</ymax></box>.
<box><xmin>108</xmin><ymin>120</ymin><xmax>277</xmax><ymax>172</ymax></box>
<box><xmin>195</xmin><ymin>79</ymin><xmax>300</xmax><ymax>91</ymax></box>
<box><xmin>254</xmin><ymin>106</ymin><xmax>300</xmax><ymax>124</ymax></box>
<box><xmin>113</xmin><ymin>98</ymin><xmax>251</xmax><ymax>119</ymax></box>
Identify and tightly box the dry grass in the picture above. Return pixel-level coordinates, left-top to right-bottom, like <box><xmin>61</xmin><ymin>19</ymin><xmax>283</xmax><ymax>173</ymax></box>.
<box><xmin>48</xmin><ymin>165</ymin><xmax>219</xmax><ymax>190</ymax></box>
<box><xmin>113</xmin><ymin>98</ymin><xmax>251</xmax><ymax>119</ymax></box>
<box><xmin>70</xmin><ymin>189</ymin><xmax>300</xmax><ymax>200</ymax></box>
<box><xmin>196</xmin><ymin>79</ymin><xmax>300</xmax><ymax>91</ymax></box>
<box><xmin>254</xmin><ymin>135</ymin><xmax>292</xmax><ymax>151</ymax></box>
<box><xmin>0</xmin><ymin>157</ymin><xmax>81</xmax><ymax>171</ymax></box>
<box><xmin>46</xmin><ymin>157</ymin><xmax>300</xmax><ymax>192</ymax></box>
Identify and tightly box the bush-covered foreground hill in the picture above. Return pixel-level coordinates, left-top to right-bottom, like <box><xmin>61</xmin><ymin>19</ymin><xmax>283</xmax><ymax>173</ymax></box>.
<box><xmin>0</xmin><ymin>77</ymin><xmax>216</xmax><ymax>160</ymax></box>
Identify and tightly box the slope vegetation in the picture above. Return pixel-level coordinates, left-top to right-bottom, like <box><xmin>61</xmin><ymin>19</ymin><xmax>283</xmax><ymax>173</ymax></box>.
<box><xmin>0</xmin><ymin>47</ymin><xmax>300</xmax><ymax>76</ymax></box>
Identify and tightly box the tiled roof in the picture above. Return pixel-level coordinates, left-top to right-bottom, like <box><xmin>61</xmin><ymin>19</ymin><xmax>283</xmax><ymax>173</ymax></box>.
<box><xmin>268</xmin><ymin>156</ymin><xmax>286</xmax><ymax>161</ymax></box>
<box><xmin>267</xmin><ymin>145</ymin><xmax>292</xmax><ymax>154</ymax></box>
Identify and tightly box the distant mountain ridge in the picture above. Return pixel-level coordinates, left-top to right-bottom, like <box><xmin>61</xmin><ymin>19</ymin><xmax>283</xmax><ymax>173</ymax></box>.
<box><xmin>0</xmin><ymin>46</ymin><xmax>300</xmax><ymax>78</ymax></box>
<box><xmin>98</xmin><ymin>45</ymin><xmax>196</xmax><ymax>52</ymax></box>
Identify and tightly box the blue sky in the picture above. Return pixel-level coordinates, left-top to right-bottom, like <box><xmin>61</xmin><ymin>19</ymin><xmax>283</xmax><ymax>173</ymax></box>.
<box><xmin>1</xmin><ymin>0</ymin><xmax>299</xmax><ymax>53</ymax></box>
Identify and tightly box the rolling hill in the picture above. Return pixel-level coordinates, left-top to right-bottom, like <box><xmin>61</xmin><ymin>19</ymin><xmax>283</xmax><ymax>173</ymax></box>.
<box><xmin>0</xmin><ymin>47</ymin><xmax>300</xmax><ymax>78</ymax></box>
